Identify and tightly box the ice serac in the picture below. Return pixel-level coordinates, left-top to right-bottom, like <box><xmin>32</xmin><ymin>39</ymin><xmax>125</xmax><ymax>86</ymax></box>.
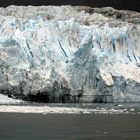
<box><xmin>0</xmin><ymin>6</ymin><xmax>140</xmax><ymax>103</ymax></box>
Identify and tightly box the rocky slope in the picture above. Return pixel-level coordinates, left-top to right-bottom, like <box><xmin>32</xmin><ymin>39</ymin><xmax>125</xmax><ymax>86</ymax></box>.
<box><xmin>0</xmin><ymin>6</ymin><xmax>140</xmax><ymax>103</ymax></box>
<box><xmin>1</xmin><ymin>0</ymin><xmax>140</xmax><ymax>12</ymax></box>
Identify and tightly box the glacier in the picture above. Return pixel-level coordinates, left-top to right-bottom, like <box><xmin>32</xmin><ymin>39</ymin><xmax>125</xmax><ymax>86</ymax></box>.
<box><xmin>0</xmin><ymin>6</ymin><xmax>140</xmax><ymax>103</ymax></box>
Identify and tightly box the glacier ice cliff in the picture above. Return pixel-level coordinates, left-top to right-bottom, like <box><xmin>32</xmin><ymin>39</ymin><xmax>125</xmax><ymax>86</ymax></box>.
<box><xmin>0</xmin><ymin>6</ymin><xmax>140</xmax><ymax>103</ymax></box>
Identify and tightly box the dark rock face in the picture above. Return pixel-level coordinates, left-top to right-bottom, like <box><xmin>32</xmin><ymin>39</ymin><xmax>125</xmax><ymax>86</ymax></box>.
<box><xmin>0</xmin><ymin>6</ymin><xmax>140</xmax><ymax>103</ymax></box>
<box><xmin>0</xmin><ymin>0</ymin><xmax>140</xmax><ymax>12</ymax></box>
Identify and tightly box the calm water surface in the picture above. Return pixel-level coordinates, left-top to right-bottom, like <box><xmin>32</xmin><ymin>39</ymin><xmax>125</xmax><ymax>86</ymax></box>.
<box><xmin>0</xmin><ymin>103</ymin><xmax>140</xmax><ymax>140</ymax></box>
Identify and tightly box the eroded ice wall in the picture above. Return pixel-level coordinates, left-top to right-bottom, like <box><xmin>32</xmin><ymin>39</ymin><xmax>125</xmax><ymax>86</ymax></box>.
<box><xmin>0</xmin><ymin>6</ymin><xmax>140</xmax><ymax>102</ymax></box>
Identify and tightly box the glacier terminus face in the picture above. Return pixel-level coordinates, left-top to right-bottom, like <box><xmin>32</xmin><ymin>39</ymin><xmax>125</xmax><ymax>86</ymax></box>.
<box><xmin>0</xmin><ymin>6</ymin><xmax>140</xmax><ymax>103</ymax></box>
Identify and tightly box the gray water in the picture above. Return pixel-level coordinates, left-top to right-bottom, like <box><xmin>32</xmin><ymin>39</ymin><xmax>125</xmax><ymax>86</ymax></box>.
<box><xmin>0</xmin><ymin>103</ymin><xmax>140</xmax><ymax>140</ymax></box>
<box><xmin>0</xmin><ymin>113</ymin><xmax>140</xmax><ymax>140</ymax></box>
